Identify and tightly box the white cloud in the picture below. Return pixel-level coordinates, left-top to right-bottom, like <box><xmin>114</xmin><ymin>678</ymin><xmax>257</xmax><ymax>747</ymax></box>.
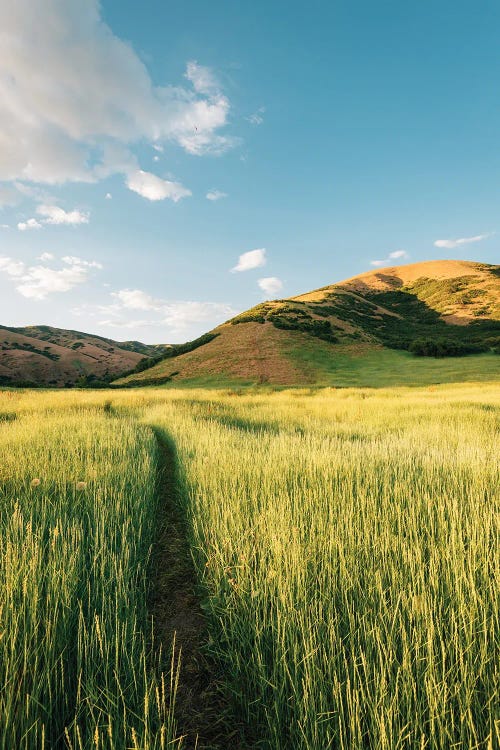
<box><xmin>62</xmin><ymin>255</ymin><xmax>102</xmax><ymax>269</ymax></box>
<box><xmin>161</xmin><ymin>301</ymin><xmax>235</xmax><ymax>329</ymax></box>
<box><xmin>18</xmin><ymin>218</ymin><xmax>42</xmax><ymax>231</ymax></box>
<box><xmin>36</xmin><ymin>204</ymin><xmax>89</xmax><ymax>225</ymax></box>
<box><xmin>206</xmin><ymin>190</ymin><xmax>227</xmax><ymax>201</ymax></box>
<box><xmin>176</xmin><ymin>131</ymin><xmax>240</xmax><ymax>157</ymax></box>
<box><xmin>112</xmin><ymin>289</ymin><xmax>159</xmax><ymax>310</ymax></box>
<box><xmin>0</xmin><ymin>2</ymin><xmax>236</xmax><ymax>195</ymax></box>
<box><xmin>38</xmin><ymin>252</ymin><xmax>54</xmax><ymax>261</ymax></box>
<box><xmin>105</xmin><ymin>193</ymin><xmax>112</xmax><ymax>199</ymax></box>
<box><xmin>18</xmin><ymin>205</ymin><xmax>89</xmax><ymax>230</ymax></box>
<box><xmin>433</xmin><ymin>233</ymin><xmax>493</xmax><ymax>249</ymax></box>
<box><xmin>370</xmin><ymin>250</ymin><xmax>410</xmax><ymax>267</ymax></box>
<box><xmin>0</xmin><ymin>224</ymin><xmax>9</xmax><ymax>229</ymax></box>
<box><xmin>185</xmin><ymin>61</ymin><xmax>220</xmax><ymax>96</ymax></box>
<box><xmin>258</xmin><ymin>277</ymin><xmax>283</xmax><ymax>297</ymax></box>
<box><xmin>0</xmin><ymin>257</ymin><xmax>26</xmax><ymax>277</ymax></box>
<box><xmin>231</xmin><ymin>248</ymin><xmax>267</xmax><ymax>272</ymax></box>
<box><xmin>247</xmin><ymin>107</ymin><xmax>265</xmax><ymax>126</ymax></box>
<box><xmin>98</xmin><ymin>289</ymin><xmax>235</xmax><ymax>334</ymax></box>
<box><xmin>0</xmin><ymin>254</ymin><xmax>101</xmax><ymax>299</ymax></box>
<box><xmin>126</xmin><ymin>170</ymin><xmax>191</xmax><ymax>202</ymax></box>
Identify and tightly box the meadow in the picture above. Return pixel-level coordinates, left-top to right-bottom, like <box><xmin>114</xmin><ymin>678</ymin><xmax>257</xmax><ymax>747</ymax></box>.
<box><xmin>0</xmin><ymin>382</ymin><xmax>498</xmax><ymax>749</ymax></box>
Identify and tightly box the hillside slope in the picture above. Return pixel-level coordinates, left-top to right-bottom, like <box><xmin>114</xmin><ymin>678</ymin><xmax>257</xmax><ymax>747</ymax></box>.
<box><xmin>119</xmin><ymin>260</ymin><xmax>500</xmax><ymax>387</ymax></box>
<box><xmin>0</xmin><ymin>325</ymin><xmax>167</xmax><ymax>386</ymax></box>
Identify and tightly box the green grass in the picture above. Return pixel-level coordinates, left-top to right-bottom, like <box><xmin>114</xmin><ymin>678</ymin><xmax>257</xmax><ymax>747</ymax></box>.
<box><xmin>0</xmin><ymin>383</ymin><xmax>498</xmax><ymax>748</ymax></box>
<box><xmin>0</xmin><ymin>406</ymin><xmax>180</xmax><ymax>749</ymax></box>
<box><xmin>151</xmin><ymin>384</ymin><xmax>499</xmax><ymax>749</ymax></box>
<box><xmin>286</xmin><ymin>343</ymin><xmax>500</xmax><ymax>387</ymax></box>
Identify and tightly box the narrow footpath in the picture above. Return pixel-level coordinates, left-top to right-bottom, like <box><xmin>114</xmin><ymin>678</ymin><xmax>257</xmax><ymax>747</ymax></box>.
<box><xmin>149</xmin><ymin>431</ymin><xmax>244</xmax><ymax>750</ymax></box>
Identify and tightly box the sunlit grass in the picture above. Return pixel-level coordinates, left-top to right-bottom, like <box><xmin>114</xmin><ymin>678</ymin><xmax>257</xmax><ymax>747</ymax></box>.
<box><xmin>0</xmin><ymin>381</ymin><xmax>498</xmax><ymax>748</ymax></box>
<box><xmin>0</xmin><ymin>409</ymin><xmax>180</xmax><ymax>749</ymax></box>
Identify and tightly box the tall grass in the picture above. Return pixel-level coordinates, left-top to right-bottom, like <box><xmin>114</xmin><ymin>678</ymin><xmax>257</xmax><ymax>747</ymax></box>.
<box><xmin>0</xmin><ymin>382</ymin><xmax>498</xmax><ymax>748</ymax></box>
<box><xmin>148</xmin><ymin>385</ymin><xmax>499</xmax><ymax>749</ymax></box>
<box><xmin>0</xmin><ymin>408</ymin><xmax>180</xmax><ymax>749</ymax></box>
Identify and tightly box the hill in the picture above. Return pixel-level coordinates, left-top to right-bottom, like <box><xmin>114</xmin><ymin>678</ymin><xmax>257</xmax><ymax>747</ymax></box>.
<box><xmin>119</xmin><ymin>260</ymin><xmax>500</xmax><ymax>387</ymax></box>
<box><xmin>0</xmin><ymin>325</ymin><xmax>168</xmax><ymax>387</ymax></box>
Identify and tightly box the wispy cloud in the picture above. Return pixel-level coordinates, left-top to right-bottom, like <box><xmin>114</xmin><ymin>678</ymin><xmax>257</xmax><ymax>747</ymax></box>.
<box><xmin>231</xmin><ymin>248</ymin><xmax>267</xmax><ymax>272</ymax></box>
<box><xmin>126</xmin><ymin>170</ymin><xmax>191</xmax><ymax>202</ymax></box>
<box><xmin>18</xmin><ymin>205</ymin><xmax>89</xmax><ymax>230</ymax></box>
<box><xmin>206</xmin><ymin>189</ymin><xmax>228</xmax><ymax>201</ymax></box>
<box><xmin>95</xmin><ymin>288</ymin><xmax>235</xmax><ymax>334</ymax></box>
<box><xmin>434</xmin><ymin>233</ymin><xmax>493</xmax><ymax>249</ymax></box>
<box><xmin>185</xmin><ymin>61</ymin><xmax>220</xmax><ymax>96</ymax></box>
<box><xmin>370</xmin><ymin>250</ymin><xmax>410</xmax><ymax>268</ymax></box>
<box><xmin>247</xmin><ymin>107</ymin><xmax>266</xmax><ymax>126</ymax></box>
<box><xmin>0</xmin><ymin>254</ymin><xmax>102</xmax><ymax>299</ymax></box>
<box><xmin>258</xmin><ymin>277</ymin><xmax>283</xmax><ymax>297</ymax></box>
<box><xmin>37</xmin><ymin>205</ymin><xmax>89</xmax><ymax>225</ymax></box>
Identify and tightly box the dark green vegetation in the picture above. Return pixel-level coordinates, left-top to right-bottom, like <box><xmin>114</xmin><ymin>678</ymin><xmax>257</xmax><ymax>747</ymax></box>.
<box><xmin>231</xmin><ymin>302</ymin><xmax>339</xmax><ymax>342</ymax></box>
<box><xmin>2</xmin><ymin>260</ymin><xmax>500</xmax><ymax>388</ymax></box>
<box><xmin>121</xmin><ymin>260</ymin><xmax>499</xmax><ymax>387</ymax></box>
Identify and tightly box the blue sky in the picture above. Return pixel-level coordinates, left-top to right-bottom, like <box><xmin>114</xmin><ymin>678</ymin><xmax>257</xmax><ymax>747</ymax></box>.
<box><xmin>0</xmin><ymin>0</ymin><xmax>498</xmax><ymax>343</ymax></box>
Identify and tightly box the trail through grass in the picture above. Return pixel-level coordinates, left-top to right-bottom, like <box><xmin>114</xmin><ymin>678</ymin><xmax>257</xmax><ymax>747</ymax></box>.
<box><xmin>0</xmin><ymin>382</ymin><xmax>498</xmax><ymax>749</ymax></box>
<box><xmin>150</xmin><ymin>430</ymin><xmax>241</xmax><ymax>749</ymax></box>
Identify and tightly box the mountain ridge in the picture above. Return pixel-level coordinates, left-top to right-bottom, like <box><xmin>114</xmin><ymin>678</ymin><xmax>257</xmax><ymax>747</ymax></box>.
<box><xmin>1</xmin><ymin>260</ymin><xmax>499</xmax><ymax>388</ymax></box>
<box><xmin>119</xmin><ymin>259</ymin><xmax>499</xmax><ymax>387</ymax></box>
<box><xmin>0</xmin><ymin>325</ymin><xmax>169</xmax><ymax>387</ymax></box>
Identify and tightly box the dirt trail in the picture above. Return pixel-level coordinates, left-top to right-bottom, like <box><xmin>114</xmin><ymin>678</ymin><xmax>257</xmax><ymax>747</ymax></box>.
<box><xmin>149</xmin><ymin>431</ymin><xmax>244</xmax><ymax>750</ymax></box>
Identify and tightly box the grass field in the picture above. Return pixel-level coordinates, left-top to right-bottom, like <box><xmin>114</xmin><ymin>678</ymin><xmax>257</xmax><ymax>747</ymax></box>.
<box><xmin>286</xmin><ymin>345</ymin><xmax>500</xmax><ymax>387</ymax></box>
<box><xmin>0</xmin><ymin>381</ymin><xmax>498</xmax><ymax>748</ymax></box>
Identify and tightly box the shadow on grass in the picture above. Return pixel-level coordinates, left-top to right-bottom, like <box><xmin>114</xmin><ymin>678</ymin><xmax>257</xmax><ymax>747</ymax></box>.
<box><xmin>149</xmin><ymin>428</ymin><xmax>247</xmax><ymax>750</ymax></box>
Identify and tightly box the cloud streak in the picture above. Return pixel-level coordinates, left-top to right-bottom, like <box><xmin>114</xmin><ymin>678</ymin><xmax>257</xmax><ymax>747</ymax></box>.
<box><xmin>126</xmin><ymin>171</ymin><xmax>191</xmax><ymax>202</ymax></box>
<box><xmin>434</xmin><ymin>233</ymin><xmax>493</xmax><ymax>249</ymax></box>
<box><xmin>17</xmin><ymin>205</ymin><xmax>90</xmax><ymax>230</ymax></box>
<box><xmin>370</xmin><ymin>250</ymin><xmax>409</xmax><ymax>268</ymax></box>
<box><xmin>206</xmin><ymin>190</ymin><xmax>227</xmax><ymax>201</ymax></box>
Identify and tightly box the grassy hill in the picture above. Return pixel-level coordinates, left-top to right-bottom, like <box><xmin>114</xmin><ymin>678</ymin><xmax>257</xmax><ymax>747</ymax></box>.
<box><xmin>0</xmin><ymin>325</ymin><xmax>168</xmax><ymax>387</ymax></box>
<box><xmin>119</xmin><ymin>260</ymin><xmax>500</xmax><ymax>388</ymax></box>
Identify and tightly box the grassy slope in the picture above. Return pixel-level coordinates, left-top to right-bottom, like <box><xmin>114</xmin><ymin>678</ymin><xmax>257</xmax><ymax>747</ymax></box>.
<box><xmin>0</xmin><ymin>325</ymin><xmax>167</xmax><ymax>387</ymax></box>
<box><xmin>117</xmin><ymin>322</ymin><xmax>311</xmax><ymax>387</ymax></box>
<box><xmin>286</xmin><ymin>342</ymin><xmax>500</xmax><ymax>387</ymax></box>
<box><xmin>120</xmin><ymin>260</ymin><xmax>499</xmax><ymax>389</ymax></box>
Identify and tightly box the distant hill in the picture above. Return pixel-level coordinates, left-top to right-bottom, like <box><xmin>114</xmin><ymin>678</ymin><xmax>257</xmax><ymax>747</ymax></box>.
<box><xmin>0</xmin><ymin>325</ymin><xmax>168</xmax><ymax>387</ymax></box>
<box><xmin>119</xmin><ymin>260</ymin><xmax>500</xmax><ymax>387</ymax></box>
<box><xmin>1</xmin><ymin>260</ymin><xmax>498</xmax><ymax>389</ymax></box>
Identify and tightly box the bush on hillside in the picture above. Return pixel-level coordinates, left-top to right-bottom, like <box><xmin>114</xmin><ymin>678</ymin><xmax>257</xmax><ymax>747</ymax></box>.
<box><xmin>409</xmin><ymin>338</ymin><xmax>489</xmax><ymax>358</ymax></box>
